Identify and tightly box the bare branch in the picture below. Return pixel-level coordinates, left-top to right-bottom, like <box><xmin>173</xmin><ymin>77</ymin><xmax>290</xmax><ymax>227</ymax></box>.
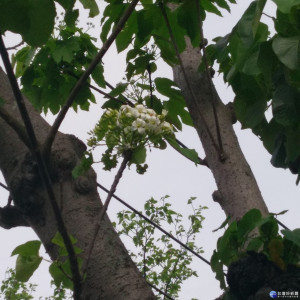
<box><xmin>6</xmin><ymin>40</ymin><xmax>25</xmax><ymax>51</ymax></box>
<box><xmin>43</xmin><ymin>0</ymin><xmax>141</xmax><ymax>158</ymax></box>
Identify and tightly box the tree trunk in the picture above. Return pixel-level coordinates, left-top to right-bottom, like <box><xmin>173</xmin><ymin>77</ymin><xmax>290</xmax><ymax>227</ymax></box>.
<box><xmin>0</xmin><ymin>67</ymin><xmax>155</xmax><ymax>299</ymax></box>
<box><xmin>172</xmin><ymin>41</ymin><xmax>269</xmax><ymax>220</ymax></box>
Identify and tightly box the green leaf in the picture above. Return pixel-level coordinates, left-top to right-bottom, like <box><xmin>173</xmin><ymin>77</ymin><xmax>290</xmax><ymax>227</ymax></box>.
<box><xmin>0</xmin><ymin>0</ymin><xmax>56</xmax><ymax>46</ymax></box>
<box><xmin>272</xmin><ymin>0</ymin><xmax>300</xmax><ymax>13</ymax></box>
<box><xmin>176</xmin><ymin>1</ymin><xmax>199</xmax><ymax>45</ymax></box>
<box><xmin>11</xmin><ymin>240</ymin><xmax>41</xmax><ymax>257</ymax></box>
<box><xmin>282</xmin><ymin>228</ymin><xmax>300</xmax><ymax>248</ymax></box>
<box><xmin>72</xmin><ymin>152</ymin><xmax>93</xmax><ymax>179</ymax></box>
<box><xmin>200</xmin><ymin>0</ymin><xmax>222</xmax><ymax>16</ymax></box>
<box><xmin>116</xmin><ymin>17</ymin><xmax>137</xmax><ymax>53</ymax></box>
<box><xmin>272</xmin><ymin>36</ymin><xmax>300</xmax><ymax>70</ymax></box>
<box><xmin>49</xmin><ymin>261</ymin><xmax>73</xmax><ymax>289</ymax></box>
<box><xmin>79</xmin><ymin>0</ymin><xmax>99</xmax><ymax>17</ymax></box>
<box><xmin>237</xmin><ymin>209</ymin><xmax>262</xmax><ymax>241</ymax></box>
<box><xmin>52</xmin><ymin>38</ymin><xmax>80</xmax><ymax>63</ymax></box>
<box><xmin>131</xmin><ymin>146</ymin><xmax>147</xmax><ymax>164</ymax></box>
<box><xmin>165</xmin><ymin>136</ymin><xmax>199</xmax><ymax>165</ymax></box>
<box><xmin>15</xmin><ymin>255</ymin><xmax>42</xmax><ymax>282</ymax></box>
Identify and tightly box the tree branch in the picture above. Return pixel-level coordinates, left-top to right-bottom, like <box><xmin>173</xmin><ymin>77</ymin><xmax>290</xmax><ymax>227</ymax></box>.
<box><xmin>0</xmin><ymin>205</ymin><xmax>29</xmax><ymax>229</ymax></box>
<box><xmin>0</xmin><ymin>105</ymin><xmax>31</xmax><ymax>148</ymax></box>
<box><xmin>43</xmin><ymin>0</ymin><xmax>140</xmax><ymax>158</ymax></box>
<box><xmin>0</xmin><ymin>34</ymin><xmax>82</xmax><ymax>299</ymax></box>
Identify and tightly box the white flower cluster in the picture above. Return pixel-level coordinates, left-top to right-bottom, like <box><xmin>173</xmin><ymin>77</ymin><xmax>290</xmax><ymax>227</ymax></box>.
<box><xmin>116</xmin><ymin>104</ymin><xmax>173</xmax><ymax>136</ymax></box>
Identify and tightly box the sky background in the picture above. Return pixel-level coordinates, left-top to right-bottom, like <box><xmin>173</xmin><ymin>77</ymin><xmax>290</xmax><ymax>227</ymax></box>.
<box><xmin>0</xmin><ymin>1</ymin><xmax>299</xmax><ymax>299</ymax></box>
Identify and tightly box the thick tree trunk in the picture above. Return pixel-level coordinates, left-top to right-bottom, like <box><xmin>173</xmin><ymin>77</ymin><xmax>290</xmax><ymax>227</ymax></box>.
<box><xmin>0</xmin><ymin>67</ymin><xmax>155</xmax><ymax>299</ymax></box>
<box><xmin>172</xmin><ymin>41</ymin><xmax>269</xmax><ymax>220</ymax></box>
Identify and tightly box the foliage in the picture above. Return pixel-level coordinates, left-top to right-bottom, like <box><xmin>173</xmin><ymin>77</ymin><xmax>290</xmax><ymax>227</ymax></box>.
<box><xmin>204</xmin><ymin>0</ymin><xmax>300</xmax><ymax>180</ymax></box>
<box><xmin>0</xmin><ymin>269</ymin><xmax>72</xmax><ymax>300</ymax></box>
<box><xmin>8</xmin><ymin>233</ymin><xmax>82</xmax><ymax>294</ymax></box>
<box><xmin>0</xmin><ymin>269</ymin><xmax>36</xmax><ymax>300</ymax></box>
<box><xmin>211</xmin><ymin>209</ymin><xmax>300</xmax><ymax>289</ymax></box>
<box><xmin>114</xmin><ymin>196</ymin><xmax>207</xmax><ymax>299</ymax></box>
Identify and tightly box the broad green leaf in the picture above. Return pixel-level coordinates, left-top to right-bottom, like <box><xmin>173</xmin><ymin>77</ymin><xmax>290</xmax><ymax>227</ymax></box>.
<box><xmin>210</xmin><ymin>251</ymin><xmax>226</xmax><ymax>289</ymax></box>
<box><xmin>282</xmin><ymin>229</ymin><xmax>300</xmax><ymax>248</ymax></box>
<box><xmin>116</xmin><ymin>12</ymin><xmax>137</xmax><ymax>53</ymax></box>
<box><xmin>49</xmin><ymin>261</ymin><xmax>73</xmax><ymax>289</ymax></box>
<box><xmin>272</xmin><ymin>36</ymin><xmax>300</xmax><ymax>70</ymax></box>
<box><xmin>92</xmin><ymin>64</ymin><xmax>106</xmax><ymax>88</ymax></box>
<box><xmin>272</xmin><ymin>83</ymin><xmax>299</xmax><ymax>126</ymax></box>
<box><xmin>79</xmin><ymin>0</ymin><xmax>99</xmax><ymax>17</ymax></box>
<box><xmin>0</xmin><ymin>0</ymin><xmax>56</xmax><ymax>46</ymax></box>
<box><xmin>272</xmin><ymin>0</ymin><xmax>300</xmax><ymax>13</ymax></box>
<box><xmin>131</xmin><ymin>146</ymin><xmax>147</xmax><ymax>164</ymax></box>
<box><xmin>52</xmin><ymin>232</ymin><xmax>78</xmax><ymax>247</ymax></box>
<box><xmin>52</xmin><ymin>38</ymin><xmax>80</xmax><ymax>63</ymax></box>
<box><xmin>11</xmin><ymin>240</ymin><xmax>41</xmax><ymax>257</ymax></box>
<box><xmin>54</xmin><ymin>0</ymin><xmax>75</xmax><ymax>9</ymax></box>
<box><xmin>15</xmin><ymin>255</ymin><xmax>42</xmax><ymax>282</ymax></box>
<box><xmin>176</xmin><ymin>1</ymin><xmax>199</xmax><ymax>45</ymax></box>
<box><xmin>271</xmin><ymin>134</ymin><xmax>287</xmax><ymax>168</ymax></box>
<box><xmin>165</xmin><ymin>136</ymin><xmax>199</xmax><ymax>165</ymax></box>
<box><xmin>200</xmin><ymin>0</ymin><xmax>222</xmax><ymax>16</ymax></box>
<box><xmin>237</xmin><ymin>209</ymin><xmax>262</xmax><ymax>241</ymax></box>
<box><xmin>259</xmin><ymin>217</ymin><xmax>279</xmax><ymax>240</ymax></box>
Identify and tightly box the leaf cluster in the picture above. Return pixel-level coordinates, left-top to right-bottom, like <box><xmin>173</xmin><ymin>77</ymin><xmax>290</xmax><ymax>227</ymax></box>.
<box><xmin>204</xmin><ymin>0</ymin><xmax>300</xmax><ymax>178</ymax></box>
<box><xmin>211</xmin><ymin>209</ymin><xmax>300</xmax><ymax>290</ymax></box>
<box><xmin>114</xmin><ymin>196</ymin><xmax>207</xmax><ymax>299</ymax></box>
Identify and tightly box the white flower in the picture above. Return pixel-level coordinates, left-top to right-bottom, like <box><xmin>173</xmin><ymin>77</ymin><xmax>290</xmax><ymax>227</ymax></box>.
<box><xmin>135</xmin><ymin>104</ymin><xmax>147</xmax><ymax>114</ymax></box>
<box><xmin>137</xmin><ymin>127</ymin><xmax>146</xmax><ymax>134</ymax></box>
<box><xmin>161</xmin><ymin>109</ymin><xmax>168</xmax><ymax>116</ymax></box>
<box><xmin>132</xmin><ymin>118</ymin><xmax>146</xmax><ymax>130</ymax></box>
<box><xmin>161</xmin><ymin>121</ymin><xmax>173</xmax><ymax>133</ymax></box>
<box><xmin>146</xmin><ymin>108</ymin><xmax>156</xmax><ymax>116</ymax></box>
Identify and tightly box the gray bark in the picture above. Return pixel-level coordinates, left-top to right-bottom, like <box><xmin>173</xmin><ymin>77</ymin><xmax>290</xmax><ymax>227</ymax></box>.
<box><xmin>172</xmin><ymin>41</ymin><xmax>268</xmax><ymax>220</ymax></box>
<box><xmin>0</xmin><ymin>67</ymin><xmax>155</xmax><ymax>299</ymax></box>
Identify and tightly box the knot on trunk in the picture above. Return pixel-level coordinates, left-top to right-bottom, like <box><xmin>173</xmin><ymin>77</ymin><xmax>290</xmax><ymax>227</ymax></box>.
<box><xmin>75</xmin><ymin>176</ymin><xmax>92</xmax><ymax>194</ymax></box>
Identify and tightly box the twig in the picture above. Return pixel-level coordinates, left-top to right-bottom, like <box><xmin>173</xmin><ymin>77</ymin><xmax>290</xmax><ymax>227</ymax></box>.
<box><xmin>159</xmin><ymin>2</ymin><xmax>222</xmax><ymax>155</ymax></box>
<box><xmin>43</xmin><ymin>0</ymin><xmax>140</xmax><ymax>158</ymax></box>
<box><xmin>146</xmin><ymin>64</ymin><xmax>154</xmax><ymax>108</ymax></box>
<box><xmin>0</xmin><ymin>105</ymin><xmax>31</xmax><ymax>147</ymax></box>
<box><xmin>96</xmin><ymin>182</ymin><xmax>211</xmax><ymax>266</ymax></box>
<box><xmin>6</xmin><ymin>41</ymin><xmax>24</xmax><ymax>51</ymax></box>
<box><xmin>83</xmin><ymin>154</ymin><xmax>130</xmax><ymax>274</ymax></box>
<box><xmin>0</xmin><ymin>34</ymin><xmax>82</xmax><ymax>299</ymax></box>
<box><xmin>147</xmin><ymin>281</ymin><xmax>175</xmax><ymax>300</ymax></box>
<box><xmin>0</xmin><ymin>182</ymin><xmax>9</xmax><ymax>191</ymax></box>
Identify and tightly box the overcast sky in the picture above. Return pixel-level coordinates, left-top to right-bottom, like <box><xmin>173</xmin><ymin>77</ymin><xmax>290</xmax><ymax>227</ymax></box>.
<box><xmin>0</xmin><ymin>1</ymin><xmax>299</xmax><ymax>299</ymax></box>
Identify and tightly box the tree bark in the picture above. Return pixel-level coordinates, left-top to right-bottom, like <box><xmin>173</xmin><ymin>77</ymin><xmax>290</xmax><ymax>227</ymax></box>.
<box><xmin>172</xmin><ymin>41</ymin><xmax>269</xmax><ymax>220</ymax></box>
<box><xmin>0</xmin><ymin>67</ymin><xmax>155</xmax><ymax>299</ymax></box>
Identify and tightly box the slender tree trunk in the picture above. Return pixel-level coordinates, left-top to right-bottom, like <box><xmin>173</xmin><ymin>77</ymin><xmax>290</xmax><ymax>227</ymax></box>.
<box><xmin>172</xmin><ymin>41</ymin><xmax>269</xmax><ymax>220</ymax></box>
<box><xmin>0</xmin><ymin>67</ymin><xmax>155</xmax><ymax>299</ymax></box>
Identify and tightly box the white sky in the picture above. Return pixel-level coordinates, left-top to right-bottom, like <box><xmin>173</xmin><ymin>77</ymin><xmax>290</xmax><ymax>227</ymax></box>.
<box><xmin>0</xmin><ymin>1</ymin><xmax>299</xmax><ymax>299</ymax></box>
